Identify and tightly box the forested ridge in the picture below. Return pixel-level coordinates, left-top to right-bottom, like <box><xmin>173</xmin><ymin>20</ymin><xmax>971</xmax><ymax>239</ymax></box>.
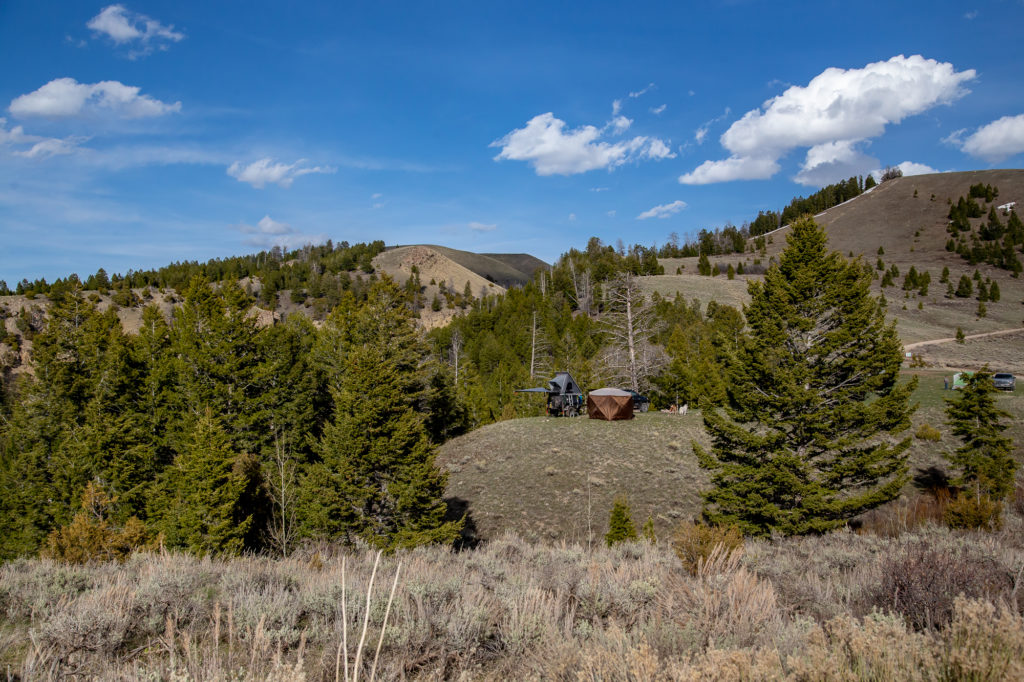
<box><xmin>0</xmin><ymin>235</ymin><xmax>744</xmax><ymax>559</ymax></box>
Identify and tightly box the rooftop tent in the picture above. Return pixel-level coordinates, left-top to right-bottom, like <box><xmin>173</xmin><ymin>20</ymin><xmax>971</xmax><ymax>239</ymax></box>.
<box><xmin>548</xmin><ymin>372</ymin><xmax>582</xmax><ymax>396</ymax></box>
<box><xmin>587</xmin><ymin>387</ymin><xmax>634</xmax><ymax>421</ymax></box>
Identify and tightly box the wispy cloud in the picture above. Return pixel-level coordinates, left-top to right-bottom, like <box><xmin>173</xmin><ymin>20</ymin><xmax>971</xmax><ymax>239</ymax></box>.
<box><xmin>236</xmin><ymin>214</ymin><xmax>327</xmax><ymax>249</ymax></box>
<box><xmin>87</xmin><ymin>4</ymin><xmax>184</xmax><ymax>58</ymax></box>
<box><xmin>468</xmin><ymin>221</ymin><xmax>497</xmax><ymax>232</ymax></box>
<box><xmin>650</xmin><ymin>104</ymin><xmax>667</xmax><ymax>115</ymax></box>
<box><xmin>629</xmin><ymin>83</ymin><xmax>655</xmax><ymax>98</ymax></box>
<box><xmin>637</xmin><ymin>199</ymin><xmax>687</xmax><ymax>220</ymax></box>
<box><xmin>227</xmin><ymin>157</ymin><xmax>336</xmax><ymax>189</ymax></box>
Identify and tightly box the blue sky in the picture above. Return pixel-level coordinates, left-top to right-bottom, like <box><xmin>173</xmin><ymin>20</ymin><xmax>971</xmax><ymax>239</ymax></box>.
<box><xmin>2</xmin><ymin>1</ymin><xmax>1024</xmax><ymax>284</ymax></box>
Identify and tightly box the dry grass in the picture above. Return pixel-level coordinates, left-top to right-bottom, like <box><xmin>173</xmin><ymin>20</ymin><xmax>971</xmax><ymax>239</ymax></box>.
<box><xmin>437</xmin><ymin>412</ymin><xmax>711</xmax><ymax>544</ymax></box>
<box><xmin>2</xmin><ymin>517</ymin><xmax>1023</xmax><ymax>680</ymax></box>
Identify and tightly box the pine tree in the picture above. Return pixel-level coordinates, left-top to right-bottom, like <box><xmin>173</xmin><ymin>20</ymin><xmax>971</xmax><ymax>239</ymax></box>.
<box><xmin>696</xmin><ymin>218</ymin><xmax>916</xmax><ymax>536</ymax></box>
<box><xmin>956</xmin><ymin>327</ymin><xmax>965</xmax><ymax>344</ymax></box>
<box><xmin>154</xmin><ymin>411</ymin><xmax>253</xmax><ymax>556</ymax></box>
<box><xmin>299</xmin><ymin>278</ymin><xmax>461</xmax><ymax>550</ymax></box>
<box><xmin>605</xmin><ymin>496</ymin><xmax>638</xmax><ymax>546</ymax></box>
<box><xmin>945</xmin><ymin>370</ymin><xmax>1017</xmax><ymax>500</ymax></box>
<box><xmin>956</xmin><ymin>275</ymin><xmax>973</xmax><ymax>298</ymax></box>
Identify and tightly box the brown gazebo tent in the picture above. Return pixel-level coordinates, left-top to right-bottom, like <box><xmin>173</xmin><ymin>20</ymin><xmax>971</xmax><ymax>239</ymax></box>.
<box><xmin>587</xmin><ymin>388</ymin><xmax>634</xmax><ymax>420</ymax></box>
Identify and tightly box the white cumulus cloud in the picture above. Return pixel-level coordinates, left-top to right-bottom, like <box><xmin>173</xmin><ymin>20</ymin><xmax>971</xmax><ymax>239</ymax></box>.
<box><xmin>227</xmin><ymin>157</ymin><xmax>336</xmax><ymax>189</ymax></box>
<box><xmin>9</xmin><ymin>78</ymin><xmax>181</xmax><ymax>118</ymax></box>
<box><xmin>492</xmin><ymin>112</ymin><xmax>674</xmax><ymax>176</ymax></box>
<box><xmin>794</xmin><ymin>140</ymin><xmax>880</xmax><ymax>186</ymax></box>
<box><xmin>681</xmin><ymin>55</ymin><xmax>975</xmax><ymax>185</ymax></box>
<box><xmin>868</xmin><ymin>161</ymin><xmax>939</xmax><ymax>181</ymax></box>
<box><xmin>955</xmin><ymin>114</ymin><xmax>1024</xmax><ymax>162</ymax></box>
<box><xmin>679</xmin><ymin>155</ymin><xmax>780</xmax><ymax>185</ymax></box>
<box><xmin>87</xmin><ymin>4</ymin><xmax>184</xmax><ymax>57</ymax></box>
<box><xmin>650</xmin><ymin>104</ymin><xmax>667</xmax><ymax>115</ymax></box>
<box><xmin>468</xmin><ymin>221</ymin><xmax>497</xmax><ymax>232</ymax></box>
<box><xmin>636</xmin><ymin>200</ymin><xmax>688</xmax><ymax>220</ymax></box>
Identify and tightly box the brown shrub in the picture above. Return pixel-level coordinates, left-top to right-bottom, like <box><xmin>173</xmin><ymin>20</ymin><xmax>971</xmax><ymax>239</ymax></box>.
<box><xmin>1013</xmin><ymin>481</ymin><xmax>1024</xmax><ymax>517</ymax></box>
<box><xmin>944</xmin><ymin>493</ymin><xmax>1004</xmax><ymax>531</ymax></box>
<box><xmin>914</xmin><ymin>423</ymin><xmax>942</xmax><ymax>441</ymax></box>
<box><xmin>871</xmin><ymin>542</ymin><xmax>1012</xmax><ymax>630</ymax></box>
<box><xmin>856</xmin><ymin>491</ymin><xmax>949</xmax><ymax>537</ymax></box>
<box><xmin>671</xmin><ymin>522</ymin><xmax>743</xmax><ymax>575</ymax></box>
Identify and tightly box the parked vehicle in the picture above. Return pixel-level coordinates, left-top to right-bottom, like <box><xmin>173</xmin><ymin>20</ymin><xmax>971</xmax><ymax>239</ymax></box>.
<box><xmin>628</xmin><ymin>390</ymin><xmax>650</xmax><ymax>412</ymax></box>
<box><xmin>993</xmin><ymin>373</ymin><xmax>1016</xmax><ymax>391</ymax></box>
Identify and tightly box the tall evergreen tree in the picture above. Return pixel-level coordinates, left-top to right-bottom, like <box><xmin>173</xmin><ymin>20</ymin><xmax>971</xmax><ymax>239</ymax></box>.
<box><xmin>696</xmin><ymin>217</ymin><xmax>916</xmax><ymax>536</ymax></box>
<box><xmin>299</xmin><ymin>278</ymin><xmax>461</xmax><ymax>550</ymax></box>
<box><xmin>945</xmin><ymin>369</ymin><xmax>1017</xmax><ymax>500</ymax></box>
<box><xmin>153</xmin><ymin>411</ymin><xmax>253</xmax><ymax>555</ymax></box>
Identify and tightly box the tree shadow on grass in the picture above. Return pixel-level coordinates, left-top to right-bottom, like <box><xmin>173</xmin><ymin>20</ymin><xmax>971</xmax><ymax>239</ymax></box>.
<box><xmin>444</xmin><ymin>496</ymin><xmax>480</xmax><ymax>551</ymax></box>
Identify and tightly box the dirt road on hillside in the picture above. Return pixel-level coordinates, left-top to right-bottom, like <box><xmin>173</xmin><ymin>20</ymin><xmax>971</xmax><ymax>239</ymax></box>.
<box><xmin>904</xmin><ymin>327</ymin><xmax>1024</xmax><ymax>351</ymax></box>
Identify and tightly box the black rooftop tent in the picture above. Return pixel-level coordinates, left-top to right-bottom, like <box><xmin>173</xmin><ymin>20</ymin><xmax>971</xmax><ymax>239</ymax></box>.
<box><xmin>515</xmin><ymin>371</ymin><xmax>584</xmax><ymax>417</ymax></box>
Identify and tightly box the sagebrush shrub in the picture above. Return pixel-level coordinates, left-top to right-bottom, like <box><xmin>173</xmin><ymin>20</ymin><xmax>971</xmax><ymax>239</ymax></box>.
<box><xmin>914</xmin><ymin>423</ymin><xmax>942</xmax><ymax>441</ymax></box>
<box><xmin>872</xmin><ymin>542</ymin><xmax>1011</xmax><ymax>630</ymax></box>
<box><xmin>671</xmin><ymin>521</ymin><xmax>743</xmax><ymax>575</ymax></box>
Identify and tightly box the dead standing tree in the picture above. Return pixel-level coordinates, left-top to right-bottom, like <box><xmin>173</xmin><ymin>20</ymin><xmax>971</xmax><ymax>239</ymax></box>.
<box><xmin>600</xmin><ymin>272</ymin><xmax>665</xmax><ymax>393</ymax></box>
<box><xmin>529</xmin><ymin>311</ymin><xmax>552</xmax><ymax>380</ymax></box>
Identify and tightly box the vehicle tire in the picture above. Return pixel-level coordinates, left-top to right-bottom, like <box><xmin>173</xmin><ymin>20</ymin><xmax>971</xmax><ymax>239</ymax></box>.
<box><xmin>640</xmin><ymin>402</ymin><xmax>649</xmax><ymax>412</ymax></box>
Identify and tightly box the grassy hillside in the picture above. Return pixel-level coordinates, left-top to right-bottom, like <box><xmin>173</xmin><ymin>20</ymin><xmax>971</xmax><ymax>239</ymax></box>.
<box><xmin>439</xmin><ymin>373</ymin><xmax>1024</xmax><ymax>543</ymax></box>
<box><xmin>437</xmin><ymin>412</ymin><xmax>711</xmax><ymax>544</ymax></box>
<box><xmin>647</xmin><ymin>170</ymin><xmax>1024</xmax><ymax>370</ymax></box>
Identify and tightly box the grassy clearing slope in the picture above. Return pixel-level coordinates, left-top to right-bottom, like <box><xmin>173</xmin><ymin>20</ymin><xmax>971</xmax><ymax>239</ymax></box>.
<box><xmin>647</xmin><ymin>170</ymin><xmax>1024</xmax><ymax>366</ymax></box>
<box><xmin>437</xmin><ymin>412</ymin><xmax>711</xmax><ymax>543</ymax></box>
<box><xmin>439</xmin><ymin>375</ymin><xmax>1024</xmax><ymax>543</ymax></box>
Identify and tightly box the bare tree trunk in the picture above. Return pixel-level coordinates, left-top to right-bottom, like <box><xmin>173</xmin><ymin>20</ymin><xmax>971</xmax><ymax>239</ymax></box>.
<box><xmin>266</xmin><ymin>430</ymin><xmax>298</xmax><ymax>556</ymax></box>
<box><xmin>449</xmin><ymin>328</ymin><xmax>463</xmax><ymax>385</ymax></box>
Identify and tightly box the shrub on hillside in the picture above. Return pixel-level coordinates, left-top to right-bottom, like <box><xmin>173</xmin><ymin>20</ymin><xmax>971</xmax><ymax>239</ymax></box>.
<box><xmin>605</xmin><ymin>497</ymin><xmax>638</xmax><ymax>547</ymax></box>
<box><xmin>914</xmin><ymin>423</ymin><xmax>942</xmax><ymax>441</ymax></box>
<box><xmin>943</xmin><ymin>493</ymin><xmax>1003</xmax><ymax>531</ymax></box>
<box><xmin>856</xmin><ymin>492</ymin><xmax>949</xmax><ymax>537</ymax></box>
<box><xmin>671</xmin><ymin>521</ymin><xmax>743</xmax><ymax>575</ymax></box>
<box><xmin>871</xmin><ymin>542</ymin><xmax>1011</xmax><ymax>630</ymax></box>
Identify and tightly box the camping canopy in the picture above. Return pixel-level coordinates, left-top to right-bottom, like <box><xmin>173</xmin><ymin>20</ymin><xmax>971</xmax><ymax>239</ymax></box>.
<box><xmin>587</xmin><ymin>387</ymin><xmax>634</xmax><ymax>420</ymax></box>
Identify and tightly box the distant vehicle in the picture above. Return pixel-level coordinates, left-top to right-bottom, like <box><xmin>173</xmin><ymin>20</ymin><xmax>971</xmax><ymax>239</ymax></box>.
<box><xmin>628</xmin><ymin>390</ymin><xmax>650</xmax><ymax>412</ymax></box>
<box><xmin>993</xmin><ymin>373</ymin><xmax>1016</xmax><ymax>391</ymax></box>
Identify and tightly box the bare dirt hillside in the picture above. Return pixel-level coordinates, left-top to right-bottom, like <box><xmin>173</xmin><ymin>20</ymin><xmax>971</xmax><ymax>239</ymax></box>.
<box><xmin>648</xmin><ymin>170</ymin><xmax>1024</xmax><ymax>371</ymax></box>
<box><xmin>372</xmin><ymin>245</ymin><xmax>507</xmax><ymax>329</ymax></box>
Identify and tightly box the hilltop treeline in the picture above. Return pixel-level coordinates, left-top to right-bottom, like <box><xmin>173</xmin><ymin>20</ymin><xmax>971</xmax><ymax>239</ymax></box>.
<box><xmin>5</xmin><ymin>239</ymin><xmax>387</xmax><ymax>306</ymax></box>
<box><xmin>656</xmin><ymin>175</ymin><xmax>871</xmax><ymax>258</ymax></box>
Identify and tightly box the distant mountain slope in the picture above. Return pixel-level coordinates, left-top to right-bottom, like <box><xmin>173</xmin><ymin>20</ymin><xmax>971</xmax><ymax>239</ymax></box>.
<box><xmin>403</xmin><ymin>245</ymin><xmax>547</xmax><ymax>287</ymax></box>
